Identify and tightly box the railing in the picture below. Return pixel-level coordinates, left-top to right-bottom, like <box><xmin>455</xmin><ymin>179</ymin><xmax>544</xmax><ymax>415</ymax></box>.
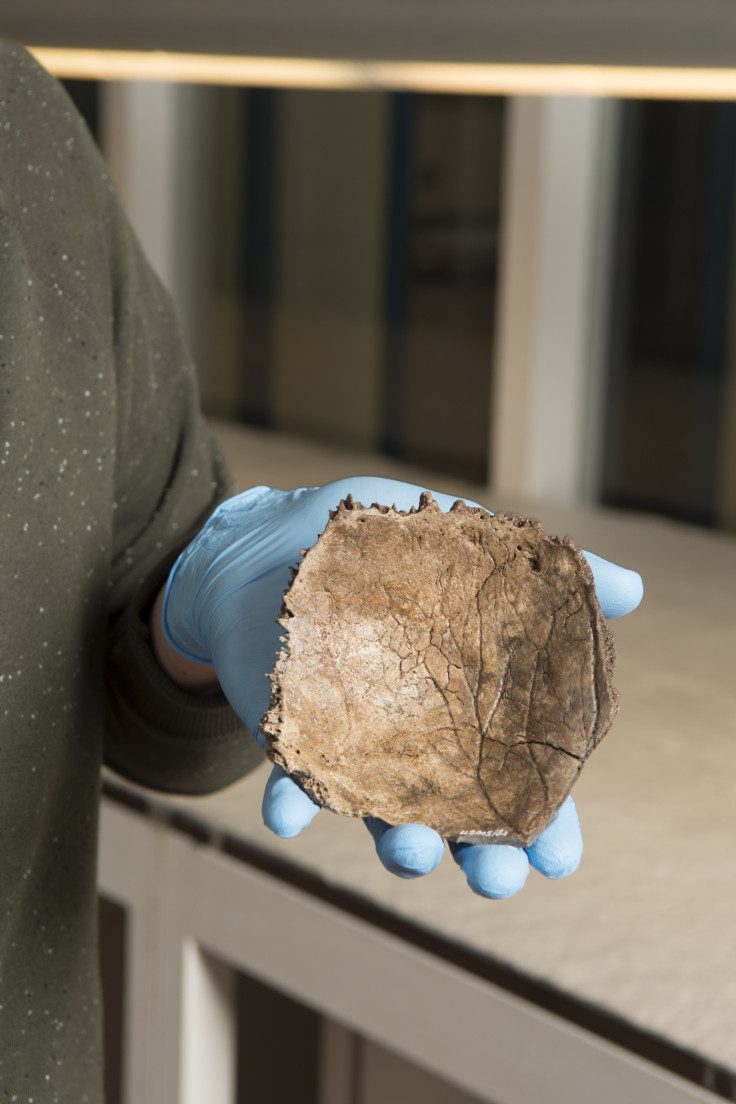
<box><xmin>97</xmin><ymin>772</ymin><xmax>728</xmax><ymax>1104</ymax></box>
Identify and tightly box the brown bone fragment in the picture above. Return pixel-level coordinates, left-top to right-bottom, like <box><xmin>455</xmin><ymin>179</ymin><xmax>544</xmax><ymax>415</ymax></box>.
<box><xmin>262</xmin><ymin>494</ymin><xmax>618</xmax><ymax>847</ymax></box>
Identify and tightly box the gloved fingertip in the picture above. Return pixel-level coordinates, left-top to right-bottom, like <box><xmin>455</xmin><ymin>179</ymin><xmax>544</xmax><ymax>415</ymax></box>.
<box><xmin>526</xmin><ymin>796</ymin><xmax>584</xmax><ymax>879</ymax></box>
<box><xmin>366</xmin><ymin>821</ymin><xmax>445</xmax><ymax>878</ymax></box>
<box><xmin>450</xmin><ymin>842</ymin><xmax>530</xmax><ymax>899</ymax></box>
<box><xmin>262</xmin><ymin>765</ymin><xmax>320</xmax><ymax>838</ymax></box>
<box><xmin>583</xmin><ymin>551</ymin><xmax>643</xmax><ymax>619</ymax></box>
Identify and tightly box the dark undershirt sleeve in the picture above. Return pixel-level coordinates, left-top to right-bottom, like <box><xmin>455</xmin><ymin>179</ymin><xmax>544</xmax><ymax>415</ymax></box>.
<box><xmin>104</xmin><ymin>544</ymin><xmax>265</xmax><ymax>795</ymax></box>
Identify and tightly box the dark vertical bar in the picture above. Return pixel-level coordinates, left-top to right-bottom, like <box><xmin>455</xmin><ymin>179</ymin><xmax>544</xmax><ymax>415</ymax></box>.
<box><xmin>398</xmin><ymin>94</ymin><xmax>503</xmax><ymax>483</ymax></box>
<box><xmin>690</xmin><ymin>101</ymin><xmax>736</xmax><ymax>525</ymax></box>
<box><xmin>239</xmin><ymin>87</ymin><xmax>280</xmax><ymax>428</ymax></box>
<box><xmin>601</xmin><ymin>99</ymin><xmax>736</xmax><ymax>527</ymax></box>
<box><xmin>98</xmin><ymin>896</ymin><xmax>127</xmax><ymax>1104</ymax></box>
<box><xmin>600</xmin><ymin>98</ymin><xmax>644</xmax><ymax>507</ymax></box>
<box><xmin>380</xmin><ymin>92</ymin><xmax>415</xmax><ymax>460</ymax></box>
<box><xmin>235</xmin><ymin>972</ymin><xmax>320</xmax><ymax>1103</ymax></box>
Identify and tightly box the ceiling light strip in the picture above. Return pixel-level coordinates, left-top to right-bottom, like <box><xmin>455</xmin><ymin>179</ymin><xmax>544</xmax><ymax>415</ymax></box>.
<box><xmin>28</xmin><ymin>46</ymin><xmax>736</xmax><ymax>100</ymax></box>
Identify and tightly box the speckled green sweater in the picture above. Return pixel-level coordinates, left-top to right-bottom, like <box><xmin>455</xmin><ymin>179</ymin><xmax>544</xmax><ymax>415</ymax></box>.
<box><xmin>0</xmin><ymin>42</ymin><xmax>262</xmax><ymax>1100</ymax></box>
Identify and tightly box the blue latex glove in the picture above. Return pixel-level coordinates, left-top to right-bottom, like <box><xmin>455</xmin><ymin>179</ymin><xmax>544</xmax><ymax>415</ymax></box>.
<box><xmin>163</xmin><ymin>477</ymin><xmax>643</xmax><ymax>899</ymax></box>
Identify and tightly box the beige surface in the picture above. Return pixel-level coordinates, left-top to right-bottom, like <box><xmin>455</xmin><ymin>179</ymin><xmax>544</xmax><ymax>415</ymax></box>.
<box><xmin>158</xmin><ymin>421</ymin><xmax>736</xmax><ymax>1071</ymax></box>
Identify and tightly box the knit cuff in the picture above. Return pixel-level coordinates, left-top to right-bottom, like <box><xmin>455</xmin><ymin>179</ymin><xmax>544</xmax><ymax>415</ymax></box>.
<box><xmin>104</xmin><ymin>549</ymin><xmax>265</xmax><ymax>795</ymax></box>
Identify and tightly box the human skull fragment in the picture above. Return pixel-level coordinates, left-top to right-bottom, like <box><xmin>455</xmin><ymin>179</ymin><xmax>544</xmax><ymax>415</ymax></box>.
<box><xmin>261</xmin><ymin>494</ymin><xmax>617</xmax><ymax>847</ymax></box>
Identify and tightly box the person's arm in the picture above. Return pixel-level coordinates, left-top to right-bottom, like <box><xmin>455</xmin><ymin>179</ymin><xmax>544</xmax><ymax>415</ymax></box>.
<box><xmin>149</xmin><ymin>585</ymin><xmax>220</xmax><ymax>694</ymax></box>
<box><xmin>0</xmin><ymin>43</ymin><xmax>263</xmax><ymax>796</ymax></box>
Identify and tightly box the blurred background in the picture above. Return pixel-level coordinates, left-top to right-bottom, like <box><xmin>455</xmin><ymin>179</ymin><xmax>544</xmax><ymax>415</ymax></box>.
<box><xmin>62</xmin><ymin>77</ymin><xmax>736</xmax><ymax>530</ymax></box>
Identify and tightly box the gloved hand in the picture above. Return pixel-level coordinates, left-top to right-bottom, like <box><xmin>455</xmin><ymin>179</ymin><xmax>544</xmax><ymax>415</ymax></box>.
<box><xmin>162</xmin><ymin>477</ymin><xmax>643</xmax><ymax>899</ymax></box>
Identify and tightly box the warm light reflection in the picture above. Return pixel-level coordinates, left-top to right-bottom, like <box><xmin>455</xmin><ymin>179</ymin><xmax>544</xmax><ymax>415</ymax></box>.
<box><xmin>28</xmin><ymin>46</ymin><xmax>736</xmax><ymax>100</ymax></box>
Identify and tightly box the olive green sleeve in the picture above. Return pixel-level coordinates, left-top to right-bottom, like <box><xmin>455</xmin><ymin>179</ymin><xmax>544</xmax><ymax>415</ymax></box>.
<box><xmin>0</xmin><ymin>42</ymin><xmax>264</xmax><ymax>793</ymax></box>
<box><xmin>92</xmin><ymin>81</ymin><xmax>267</xmax><ymax>791</ymax></box>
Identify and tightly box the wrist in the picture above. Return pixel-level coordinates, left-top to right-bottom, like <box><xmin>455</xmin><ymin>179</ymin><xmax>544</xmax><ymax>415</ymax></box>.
<box><xmin>150</xmin><ymin>586</ymin><xmax>221</xmax><ymax>695</ymax></box>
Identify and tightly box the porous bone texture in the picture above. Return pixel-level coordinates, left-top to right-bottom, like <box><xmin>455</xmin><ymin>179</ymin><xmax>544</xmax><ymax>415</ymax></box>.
<box><xmin>262</xmin><ymin>494</ymin><xmax>617</xmax><ymax>846</ymax></box>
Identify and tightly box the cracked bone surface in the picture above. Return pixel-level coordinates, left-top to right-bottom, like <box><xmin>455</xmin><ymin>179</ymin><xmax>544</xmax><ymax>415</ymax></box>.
<box><xmin>262</xmin><ymin>494</ymin><xmax>618</xmax><ymax>846</ymax></box>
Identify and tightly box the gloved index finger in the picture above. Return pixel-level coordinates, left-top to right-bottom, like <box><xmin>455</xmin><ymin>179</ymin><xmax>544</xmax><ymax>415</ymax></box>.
<box><xmin>262</xmin><ymin>764</ymin><xmax>320</xmax><ymax>838</ymax></box>
<box><xmin>582</xmin><ymin>550</ymin><xmax>643</xmax><ymax>619</ymax></box>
